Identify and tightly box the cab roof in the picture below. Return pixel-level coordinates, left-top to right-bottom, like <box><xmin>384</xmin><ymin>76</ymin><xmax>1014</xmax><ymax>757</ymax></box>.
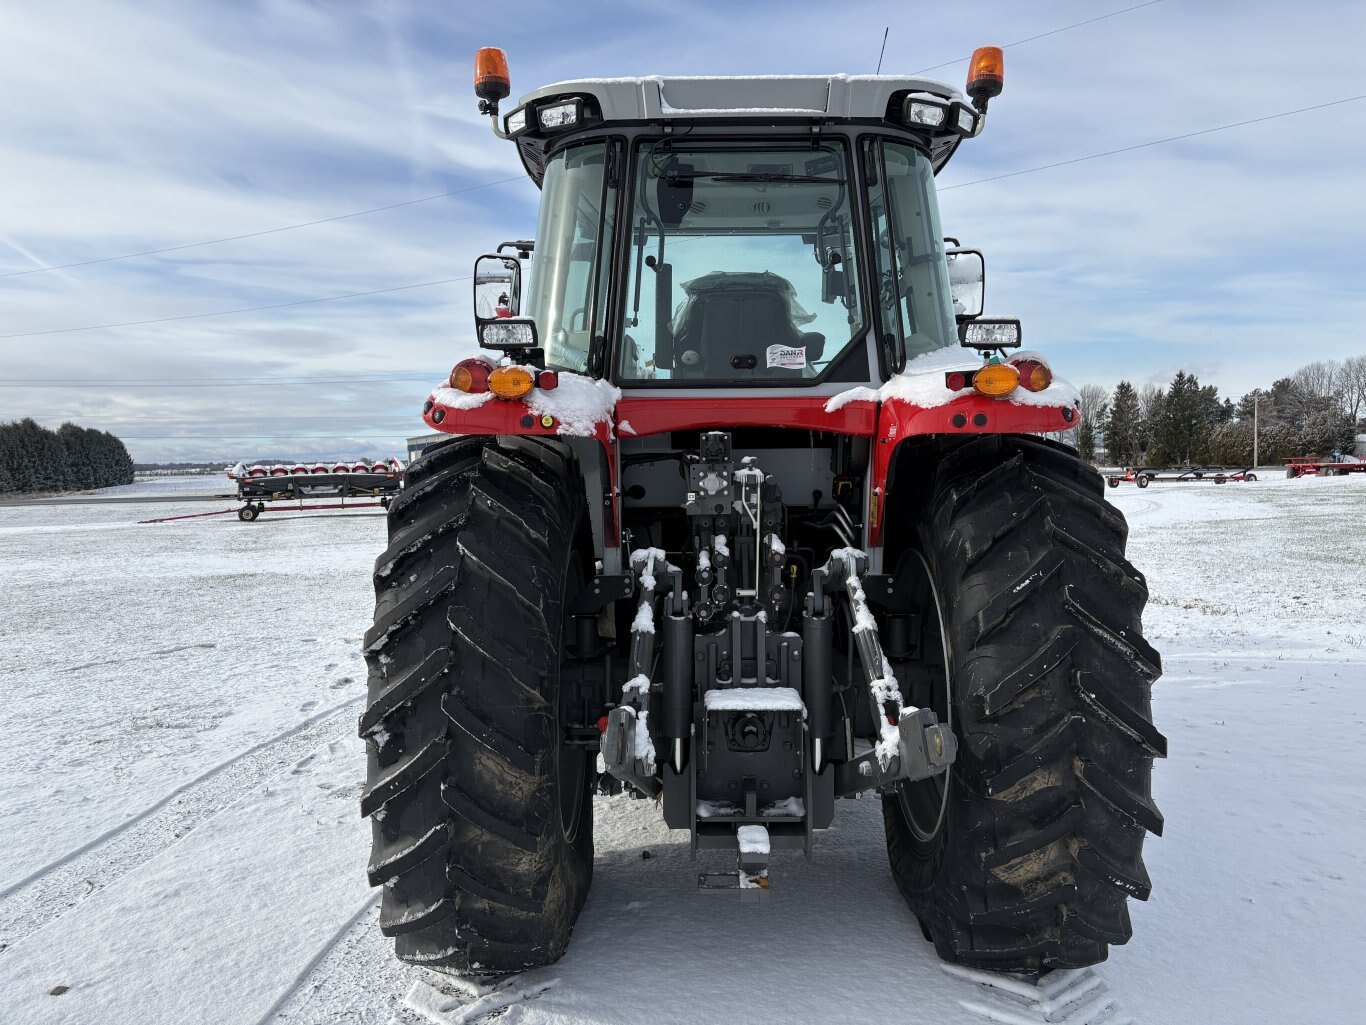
<box><xmin>517</xmin><ymin>74</ymin><xmax>961</xmax><ymax>122</ymax></box>
<box><xmin>507</xmin><ymin>74</ymin><xmax>970</xmax><ymax>186</ymax></box>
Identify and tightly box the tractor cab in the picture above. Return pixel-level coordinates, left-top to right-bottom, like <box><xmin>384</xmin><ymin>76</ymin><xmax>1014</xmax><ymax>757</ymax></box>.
<box><xmin>468</xmin><ymin>59</ymin><xmax>1005</xmax><ymax>394</ymax></box>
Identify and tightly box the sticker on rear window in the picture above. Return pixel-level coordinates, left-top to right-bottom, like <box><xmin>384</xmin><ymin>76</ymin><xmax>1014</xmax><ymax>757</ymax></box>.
<box><xmin>766</xmin><ymin>345</ymin><xmax>807</xmax><ymax>370</ymax></box>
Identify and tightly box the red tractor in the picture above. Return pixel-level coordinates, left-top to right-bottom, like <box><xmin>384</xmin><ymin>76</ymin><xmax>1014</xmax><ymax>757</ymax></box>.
<box><xmin>360</xmin><ymin>48</ymin><xmax>1164</xmax><ymax>978</ymax></box>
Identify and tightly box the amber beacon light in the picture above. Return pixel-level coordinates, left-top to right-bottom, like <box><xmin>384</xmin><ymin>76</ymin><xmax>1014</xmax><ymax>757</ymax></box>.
<box><xmin>475</xmin><ymin>47</ymin><xmax>511</xmax><ymax>103</ymax></box>
<box><xmin>966</xmin><ymin>46</ymin><xmax>1004</xmax><ymax>111</ymax></box>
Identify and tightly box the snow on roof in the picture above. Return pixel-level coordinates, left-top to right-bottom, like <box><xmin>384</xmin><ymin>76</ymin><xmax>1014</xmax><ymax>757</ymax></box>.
<box><xmin>517</xmin><ymin>74</ymin><xmax>961</xmax><ymax>123</ymax></box>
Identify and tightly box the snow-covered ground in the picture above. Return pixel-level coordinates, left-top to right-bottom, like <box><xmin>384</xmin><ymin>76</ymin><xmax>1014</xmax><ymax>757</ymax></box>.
<box><xmin>1</xmin><ymin>473</ymin><xmax>1363</xmax><ymax>1024</ymax></box>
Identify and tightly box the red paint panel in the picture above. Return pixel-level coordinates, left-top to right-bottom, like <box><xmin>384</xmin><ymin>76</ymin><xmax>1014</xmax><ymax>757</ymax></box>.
<box><xmin>614</xmin><ymin>396</ymin><xmax>878</xmax><ymax>438</ymax></box>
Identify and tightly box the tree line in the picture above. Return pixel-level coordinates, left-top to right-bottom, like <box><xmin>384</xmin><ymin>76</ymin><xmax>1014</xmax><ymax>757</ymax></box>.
<box><xmin>0</xmin><ymin>418</ymin><xmax>136</xmax><ymax>494</ymax></box>
<box><xmin>1073</xmin><ymin>355</ymin><xmax>1366</xmax><ymax>467</ymax></box>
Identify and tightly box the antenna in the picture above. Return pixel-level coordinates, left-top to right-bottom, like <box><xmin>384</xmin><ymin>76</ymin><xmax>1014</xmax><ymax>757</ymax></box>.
<box><xmin>876</xmin><ymin>27</ymin><xmax>889</xmax><ymax>74</ymax></box>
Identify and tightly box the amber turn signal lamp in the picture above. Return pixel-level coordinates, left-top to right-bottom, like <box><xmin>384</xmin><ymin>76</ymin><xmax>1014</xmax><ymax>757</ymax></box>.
<box><xmin>474</xmin><ymin>47</ymin><xmax>510</xmax><ymax>101</ymax></box>
<box><xmin>972</xmin><ymin>361</ymin><xmax>1020</xmax><ymax>398</ymax></box>
<box><xmin>489</xmin><ymin>364</ymin><xmax>535</xmax><ymax>400</ymax></box>
<box><xmin>966</xmin><ymin>46</ymin><xmax>1004</xmax><ymax>108</ymax></box>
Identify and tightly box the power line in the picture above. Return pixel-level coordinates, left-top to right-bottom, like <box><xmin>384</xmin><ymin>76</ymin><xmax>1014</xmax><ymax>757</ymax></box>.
<box><xmin>911</xmin><ymin>1</ymin><xmax>1167</xmax><ymax>75</ymax></box>
<box><xmin>940</xmin><ymin>93</ymin><xmax>1366</xmax><ymax>190</ymax></box>
<box><xmin>0</xmin><ymin>375</ymin><xmax>439</xmax><ymax>388</ymax></box>
<box><xmin>110</xmin><ymin>434</ymin><xmax>413</xmax><ymax>440</ymax></box>
<box><xmin>0</xmin><ymin>178</ymin><xmax>525</xmax><ymax>280</ymax></box>
<box><xmin>1</xmin><ymin>4</ymin><xmax>1163</xmax><ymax>285</ymax></box>
<box><xmin>1</xmin><ymin>414</ymin><xmax>424</xmax><ymax>422</ymax></box>
<box><xmin>0</xmin><ymin>276</ymin><xmax>470</xmax><ymax>340</ymax></box>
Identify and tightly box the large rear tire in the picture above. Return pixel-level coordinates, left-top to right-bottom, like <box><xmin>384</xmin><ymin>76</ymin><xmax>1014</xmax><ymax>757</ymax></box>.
<box><xmin>359</xmin><ymin>436</ymin><xmax>594</xmax><ymax>974</ymax></box>
<box><xmin>882</xmin><ymin>435</ymin><xmax>1165</xmax><ymax>973</ymax></box>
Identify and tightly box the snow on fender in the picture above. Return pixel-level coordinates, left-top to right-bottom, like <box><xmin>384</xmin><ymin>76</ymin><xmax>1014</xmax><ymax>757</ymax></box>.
<box><xmin>526</xmin><ymin>372</ymin><xmax>622</xmax><ymax>437</ymax></box>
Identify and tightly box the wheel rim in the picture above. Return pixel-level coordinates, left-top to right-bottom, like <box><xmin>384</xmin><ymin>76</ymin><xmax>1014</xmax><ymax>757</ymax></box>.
<box><xmin>895</xmin><ymin>549</ymin><xmax>953</xmax><ymax>845</ymax></box>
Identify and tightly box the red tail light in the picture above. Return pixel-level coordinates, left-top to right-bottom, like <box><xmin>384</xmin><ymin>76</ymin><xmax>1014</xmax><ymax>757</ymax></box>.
<box><xmin>536</xmin><ymin>369</ymin><xmax>559</xmax><ymax>391</ymax></box>
<box><xmin>945</xmin><ymin>371</ymin><xmax>971</xmax><ymax>391</ymax></box>
<box><xmin>451</xmin><ymin>357</ymin><xmax>493</xmax><ymax>393</ymax></box>
<box><xmin>1011</xmin><ymin>358</ymin><xmax>1053</xmax><ymax>392</ymax></box>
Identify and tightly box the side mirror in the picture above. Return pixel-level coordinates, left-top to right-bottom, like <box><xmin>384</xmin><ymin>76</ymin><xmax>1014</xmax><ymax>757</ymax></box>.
<box><xmin>473</xmin><ymin>253</ymin><xmax>541</xmax><ymax>359</ymax></box>
<box><xmin>959</xmin><ymin>317</ymin><xmax>1022</xmax><ymax>352</ymax></box>
<box><xmin>946</xmin><ymin>248</ymin><xmax>984</xmax><ymax>320</ymax></box>
<box><xmin>473</xmin><ymin>253</ymin><xmax>521</xmax><ymax>319</ymax></box>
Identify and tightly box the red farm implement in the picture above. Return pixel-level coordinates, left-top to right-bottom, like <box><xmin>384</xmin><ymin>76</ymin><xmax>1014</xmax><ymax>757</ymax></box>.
<box><xmin>1283</xmin><ymin>457</ymin><xmax>1366</xmax><ymax>478</ymax></box>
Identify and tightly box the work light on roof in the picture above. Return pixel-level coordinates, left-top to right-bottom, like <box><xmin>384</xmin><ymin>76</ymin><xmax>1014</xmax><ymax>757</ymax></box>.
<box><xmin>906</xmin><ymin>101</ymin><xmax>947</xmax><ymax>127</ymax></box>
<box><xmin>537</xmin><ymin>100</ymin><xmax>581</xmax><ymax>130</ymax></box>
<box><xmin>504</xmin><ymin>107</ymin><xmax>528</xmax><ymax>136</ymax></box>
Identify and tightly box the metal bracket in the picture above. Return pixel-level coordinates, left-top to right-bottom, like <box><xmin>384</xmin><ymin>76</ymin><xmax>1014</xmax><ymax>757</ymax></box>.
<box><xmin>571</xmin><ymin>573</ymin><xmax>633</xmax><ymax>614</ymax></box>
<box><xmin>600</xmin><ymin>706</ymin><xmax>660</xmax><ymax>798</ymax></box>
<box><xmin>833</xmin><ymin>707</ymin><xmax>956</xmax><ymax>797</ymax></box>
<box><xmin>698</xmin><ymin>824</ymin><xmax>771</xmax><ymax>902</ymax></box>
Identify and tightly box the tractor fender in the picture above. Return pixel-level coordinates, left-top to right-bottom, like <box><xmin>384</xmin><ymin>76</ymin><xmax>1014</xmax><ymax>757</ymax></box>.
<box><xmin>870</xmin><ymin>395</ymin><xmax>1079</xmax><ymax>546</ymax></box>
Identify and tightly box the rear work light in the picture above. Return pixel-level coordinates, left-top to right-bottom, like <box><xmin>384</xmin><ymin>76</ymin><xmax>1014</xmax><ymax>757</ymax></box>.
<box><xmin>537</xmin><ymin>99</ymin><xmax>582</xmax><ymax>130</ymax></box>
<box><xmin>504</xmin><ymin>107</ymin><xmax>528</xmax><ymax>136</ymax></box>
<box><xmin>489</xmin><ymin>364</ymin><xmax>536</xmax><ymax>400</ymax></box>
<box><xmin>479</xmin><ymin>319</ymin><xmax>538</xmax><ymax>350</ymax></box>
<box><xmin>906</xmin><ymin>101</ymin><xmax>947</xmax><ymax>127</ymax></box>
<box><xmin>1011</xmin><ymin>357</ymin><xmax>1053</xmax><ymax>392</ymax></box>
<box><xmin>451</xmin><ymin>357</ymin><xmax>493</xmax><ymax>393</ymax></box>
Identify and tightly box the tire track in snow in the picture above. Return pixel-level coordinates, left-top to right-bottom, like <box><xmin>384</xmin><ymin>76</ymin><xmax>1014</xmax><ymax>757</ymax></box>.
<box><xmin>0</xmin><ymin>693</ymin><xmax>363</xmax><ymax>951</ymax></box>
<box><xmin>251</xmin><ymin>892</ymin><xmax>381</xmax><ymax>1025</ymax></box>
<box><xmin>943</xmin><ymin>964</ymin><xmax>1134</xmax><ymax>1024</ymax></box>
<box><xmin>259</xmin><ymin>899</ymin><xmax>417</xmax><ymax>1025</ymax></box>
<box><xmin>1117</xmin><ymin>497</ymin><xmax>1160</xmax><ymax>518</ymax></box>
<box><xmin>402</xmin><ymin>975</ymin><xmax>559</xmax><ymax>1025</ymax></box>
<box><xmin>260</xmin><ymin>898</ymin><xmax>558</xmax><ymax>1025</ymax></box>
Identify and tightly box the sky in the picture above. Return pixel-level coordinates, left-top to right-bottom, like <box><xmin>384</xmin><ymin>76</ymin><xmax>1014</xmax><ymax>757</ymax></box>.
<box><xmin>1</xmin><ymin>0</ymin><xmax>1363</xmax><ymax>462</ymax></box>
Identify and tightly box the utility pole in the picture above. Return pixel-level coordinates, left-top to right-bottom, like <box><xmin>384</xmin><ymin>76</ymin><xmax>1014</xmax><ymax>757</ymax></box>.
<box><xmin>1253</xmin><ymin>394</ymin><xmax>1260</xmax><ymax>469</ymax></box>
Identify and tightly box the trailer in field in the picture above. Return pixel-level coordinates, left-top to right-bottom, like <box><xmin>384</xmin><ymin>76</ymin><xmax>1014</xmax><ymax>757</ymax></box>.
<box><xmin>1283</xmin><ymin>457</ymin><xmax>1366</xmax><ymax>478</ymax></box>
<box><xmin>227</xmin><ymin>461</ymin><xmax>404</xmax><ymax>520</ymax></box>
<box><xmin>1107</xmin><ymin>465</ymin><xmax>1257</xmax><ymax>488</ymax></box>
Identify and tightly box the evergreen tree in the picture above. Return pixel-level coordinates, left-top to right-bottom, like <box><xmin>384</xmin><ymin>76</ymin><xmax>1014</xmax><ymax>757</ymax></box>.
<box><xmin>58</xmin><ymin>423</ymin><xmax>96</xmax><ymax>489</ymax></box>
<box><xmin>1103</xmin><ymin>381</ymin><xmax>1142</xmax><ymax>466</ymax></box>
<box><xmin>1151</xmin><ymin>371</ymin><xmax>1216</xmax><ymax>464</ymax></box>
<box><xmin>0</xmin><ymin>419</ymin><xmax>135</xmax><ymax>493</ymax></box>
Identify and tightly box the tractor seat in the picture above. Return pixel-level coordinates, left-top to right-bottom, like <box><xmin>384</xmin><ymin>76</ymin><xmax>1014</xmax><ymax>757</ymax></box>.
<box><xmin>671</xmin><ymin>272</ymin><xmax>825</xmax><ymax>380</ymax></box>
